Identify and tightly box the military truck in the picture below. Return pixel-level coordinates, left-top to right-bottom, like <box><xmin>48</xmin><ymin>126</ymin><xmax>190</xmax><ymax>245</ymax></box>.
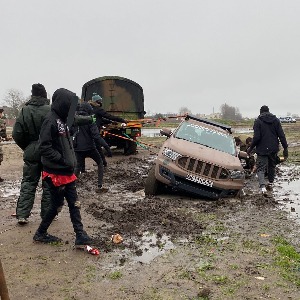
<box><xmin>81</xmin><ymin>76</ymin><xmax>145</xmax><ymax>155</ymax></box>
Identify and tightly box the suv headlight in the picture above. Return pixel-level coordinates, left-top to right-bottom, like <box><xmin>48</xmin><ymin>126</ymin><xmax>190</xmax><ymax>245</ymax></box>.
<box><xmin>162</xmin><ymin>147</ymin><xmax>182</xmax><ymax>161</ymax></box>
<box><xmin>228</xmin><ymin>170</ymin><xmax>245</xmax><ymax>179</ymax></box>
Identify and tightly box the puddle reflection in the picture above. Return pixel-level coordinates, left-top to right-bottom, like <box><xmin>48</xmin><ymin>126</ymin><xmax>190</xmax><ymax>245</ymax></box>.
<box><xmin>274</xmin><ymin>165</ymin><xmax>300</xmax><ymax>221</ymax></box>
<box><xmin>130</xmin><ymin>231</ymin><xmax>175</xmax><ymax>264</ymax></box>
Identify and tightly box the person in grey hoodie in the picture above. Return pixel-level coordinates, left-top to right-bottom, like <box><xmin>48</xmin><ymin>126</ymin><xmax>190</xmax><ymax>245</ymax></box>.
<box><xmin>247</xmin><ymin>105</ymin><xmax>288</xmax><ymax>194</ymax></box>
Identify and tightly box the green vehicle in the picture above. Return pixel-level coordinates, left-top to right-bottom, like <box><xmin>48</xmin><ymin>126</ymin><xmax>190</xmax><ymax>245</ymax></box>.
<box><xmin>81</xmin><ymin>76</ymin><xmax>145</xmax><ymax>155</ymax></box>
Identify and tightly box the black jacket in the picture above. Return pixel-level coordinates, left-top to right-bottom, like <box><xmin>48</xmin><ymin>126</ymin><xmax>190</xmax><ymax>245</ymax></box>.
<box><xmin>89</xmin><ymin>101</ymin><xmax>125</xmax><ymax>127</ymax></box>
<box><xmin>71</xmin><ymin>103</ymin><xmax>111</xmax><ymax>153</ymax></box>
<box><xmin>249</xmin><ymin>112</ymin><xmax>288</xmax><ymax>155</ymax></box>
<box><xmin>39</xmin><ymin>89</ymin><xmax>79</xmax><ymax>175</ymax></box>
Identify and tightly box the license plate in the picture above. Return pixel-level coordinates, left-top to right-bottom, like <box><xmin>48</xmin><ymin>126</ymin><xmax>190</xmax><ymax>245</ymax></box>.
<box><xmin>186</xmin><ymin>174</ymin><xmax>213</xmax><ymax>187</ymax></box>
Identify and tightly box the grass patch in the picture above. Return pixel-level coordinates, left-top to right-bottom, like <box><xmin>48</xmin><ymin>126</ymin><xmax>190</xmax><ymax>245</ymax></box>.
<box><xmin>272</xmin><ymin>236</ymin><xmax>300</xmax><ymax>286</ymax></box>
<box><xmin>241</xmin><ymin>239</ymin><xmax>261</xmax><ymax>251</ymax></box>
<box><xmin>108</xmin><ymin>270</ymin><xmax>123</xmax><ymax>280</ymax></box>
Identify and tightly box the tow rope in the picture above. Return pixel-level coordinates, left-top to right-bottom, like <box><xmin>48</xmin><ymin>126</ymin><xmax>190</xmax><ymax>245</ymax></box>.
<box><xmin>105</xmin><ymin>132</ymin><xmax>160</xmax><ymax>151</ymax></box>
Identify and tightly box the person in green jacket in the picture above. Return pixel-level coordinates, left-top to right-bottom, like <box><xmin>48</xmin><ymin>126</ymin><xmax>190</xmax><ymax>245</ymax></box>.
<box><xmin>13</xmin><ymin>84</ymin><xmax>52</xmax><ymax>225</ymax></box>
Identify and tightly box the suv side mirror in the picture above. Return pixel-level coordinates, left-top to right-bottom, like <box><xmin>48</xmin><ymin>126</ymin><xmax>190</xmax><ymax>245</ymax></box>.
<box><xmin>160</xmin><ymin>128</ymin><xmax>172</xmax><ymax>137</ymax></box>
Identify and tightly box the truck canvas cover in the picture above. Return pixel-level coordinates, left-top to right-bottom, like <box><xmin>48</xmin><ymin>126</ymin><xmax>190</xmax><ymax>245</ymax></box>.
<box><xmin>81</xmin><ymin>76</ymin><xmax>145</xmax><ymax>119</ymax></box>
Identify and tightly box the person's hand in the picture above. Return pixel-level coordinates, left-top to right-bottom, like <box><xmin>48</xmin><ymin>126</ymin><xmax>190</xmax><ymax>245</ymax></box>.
<box><xmin>283</xmin><ymin>148</ymin><xmax>288</xmax><ymax>160</ymax></box>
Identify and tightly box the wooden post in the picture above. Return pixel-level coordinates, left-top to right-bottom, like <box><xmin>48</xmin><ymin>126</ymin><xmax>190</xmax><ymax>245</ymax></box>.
<box><xmin>0</xmin><ymin>259</ymin><xmax>10</xmax><ymax>300</ymax></box>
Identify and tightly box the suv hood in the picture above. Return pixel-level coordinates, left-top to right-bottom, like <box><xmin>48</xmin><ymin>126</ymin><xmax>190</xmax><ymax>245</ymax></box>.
<box><xmin>164</xmin><ymin>137</ymin><xmax>242</xmax><ymax>170</ymax></box>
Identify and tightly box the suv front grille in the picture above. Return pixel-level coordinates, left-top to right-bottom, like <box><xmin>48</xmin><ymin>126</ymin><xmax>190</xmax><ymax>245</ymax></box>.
<box><xmin>177</xmin><ymin>156</ymin><xmax>229</xmax><ymax>179</ymax></box>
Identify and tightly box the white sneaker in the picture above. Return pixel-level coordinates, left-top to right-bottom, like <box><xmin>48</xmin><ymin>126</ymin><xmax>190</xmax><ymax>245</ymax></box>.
<box><xmin>261</xmin><ymin>187</ymin><xmax>267</xmax><ymax>194</ymax></box>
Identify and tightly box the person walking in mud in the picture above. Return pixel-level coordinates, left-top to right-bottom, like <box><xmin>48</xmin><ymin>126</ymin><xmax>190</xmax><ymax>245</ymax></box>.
<box><xmin>89</xmin><ymin>93</ymin><xmax>127</xmax><ymax>166</ymax></box>
<box><xmin>71</xmin><ymin>102</ymin><xmax>111</xmax><ymax>193</ymax></box>
<box><xmin>12</xmin><ymin>84</ymin><xmax>52</xmax><ymax>224</ymax></box>
<box><xmin>247</xmin><ymin>105</ymin><xmax>288</xmax><ymax>195</ymax></box>
<box><xmin>33</xmin><ymin>88</ymin><xmax>92</xmax><ymax>246</ymax></box>
<box><xmin>13</xmin><ymin>84</ymin><xmax>96</xmax><ymax>225</ymax></box>
<box><xmin>0</xmin><ymin>108</ymin><xmax>7</xmax><ymax>182</ymax></box>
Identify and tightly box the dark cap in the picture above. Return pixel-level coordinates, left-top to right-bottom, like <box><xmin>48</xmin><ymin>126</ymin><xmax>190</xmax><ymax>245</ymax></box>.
<box><xmin>260</xmin><ymin>105</ymin><xmax>269</xmax><ymax>114</ymax></box>
<box><xmin>0</xmin><ymin>108</ymin><xmax>3</xmax><ymax>113</ymax></box>
<box><xmin>32</xmin><ymin>83</ymin><xmax>47</xmax><ymax>98</ymax></box>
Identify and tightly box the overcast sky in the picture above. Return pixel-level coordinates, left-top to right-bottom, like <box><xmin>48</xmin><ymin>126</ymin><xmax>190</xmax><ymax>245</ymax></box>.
<box><xmin>1</xmin><ymin>0</ymin><xmax>300</xmax><ymax>118</ymax></box>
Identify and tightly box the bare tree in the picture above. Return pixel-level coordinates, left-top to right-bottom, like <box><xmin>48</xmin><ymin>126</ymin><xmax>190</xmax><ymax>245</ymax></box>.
<box><xmin>3</xmin><ymin>89</ymin><xmax>27</xmax><ymax>118</ymax></box>
<box><xmin>220</xmin><ymin>103</ymin><xmax>242</xmax><ymax>121</ymax></box>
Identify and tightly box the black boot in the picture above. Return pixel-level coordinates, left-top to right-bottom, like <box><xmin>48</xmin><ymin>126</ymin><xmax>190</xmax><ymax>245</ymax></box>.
<box><xmin>33</xmin><ymin>231</ymin><xmax>62</xmax><ymax>243</ymax></box>
<box><xmin>75</xmin><ymin>230</ymin><xmax>92</xmax><ymax>246</ymax></box>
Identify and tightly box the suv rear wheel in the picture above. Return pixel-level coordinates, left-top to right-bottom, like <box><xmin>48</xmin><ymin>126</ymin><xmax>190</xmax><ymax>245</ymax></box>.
<box><xmin>145</xmin><ymin>165</ymin><xmax>163</xmax><ymax>195</ymax></box>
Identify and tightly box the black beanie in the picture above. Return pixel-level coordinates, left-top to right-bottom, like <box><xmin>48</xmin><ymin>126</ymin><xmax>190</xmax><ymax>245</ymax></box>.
<box><xmin>32</xmin><ymin>83</ymin><xmax>47</xmax><ymax>98</ymax></box>
<box><xmin>260</xmin><ymin>105</ymin><xmax>269</xmax><ymax>114</ymax></box>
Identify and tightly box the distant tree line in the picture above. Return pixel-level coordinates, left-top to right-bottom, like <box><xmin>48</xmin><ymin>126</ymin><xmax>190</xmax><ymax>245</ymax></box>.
<box><xmin>220</xmin><ymin>103</ymin><xmax>242</xmax><ymax>121</ymax></box>
<box><xmin>2</xmin><ymin>88</ymin><xmax>244</xmax><ymax>122</ymax></box>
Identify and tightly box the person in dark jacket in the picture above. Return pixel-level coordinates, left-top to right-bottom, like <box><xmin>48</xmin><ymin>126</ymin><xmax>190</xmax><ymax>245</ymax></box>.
<box><xmin>89</xmin><ymin>93</ymin><xmax>127</xmax><ymax>167</ymax></box>
<box><xmin>33</xmin><ymin>88</ymin><xmax>91</xmax><ymax>245</ymax></box>
<box><xmin>12</xmin><ymin>84</ymin><xmax>52</xmax><ymax>225</ymax></box>
<box><xmin>71</xmin><ymin>102</ymin><xmax>112</xmax><ymax>193</ymax></box>
<box><xmin>247</xmin><ymin>105</ymin><xmax>288</xmax><ymax>194</ymax></box>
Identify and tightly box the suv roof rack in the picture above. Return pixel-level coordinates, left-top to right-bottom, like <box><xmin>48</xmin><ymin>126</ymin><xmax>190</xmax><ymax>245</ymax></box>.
<box><xmin>185</xmin><ymin>114</ymin><xmax>232</xmax><ymax>134</ymax></box>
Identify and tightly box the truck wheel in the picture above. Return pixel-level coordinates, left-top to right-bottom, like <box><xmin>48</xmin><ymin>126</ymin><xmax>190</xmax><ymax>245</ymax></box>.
<box><xmin>124</xmin><ymin>140</ymin><xmax>137</xmax><ymax>155</ymax></box>
<box><xmin>145</xmin><ymin>165</ymin><xmax>162</xmax><ymax>195</ymax></box>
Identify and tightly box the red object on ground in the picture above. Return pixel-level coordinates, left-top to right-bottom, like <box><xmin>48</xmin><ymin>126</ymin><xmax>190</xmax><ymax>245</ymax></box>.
<box><xmin>85</xmin><ymin>245</ymin><xmax>100</xmax><ymax>255</ymax></box>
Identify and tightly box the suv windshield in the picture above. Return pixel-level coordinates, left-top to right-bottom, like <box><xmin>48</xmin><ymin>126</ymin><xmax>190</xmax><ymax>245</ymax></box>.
<box><xmin>174</xmin><ymin>121</ymin><xmax>236</xmax><ymax>155</ymax></box>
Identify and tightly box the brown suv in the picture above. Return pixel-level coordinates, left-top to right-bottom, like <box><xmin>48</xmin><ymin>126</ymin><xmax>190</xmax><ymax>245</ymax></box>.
<box><xmin>145</xmin><ymin>115</ymin><xmax>246</xmax><ymax>199</ymax></box>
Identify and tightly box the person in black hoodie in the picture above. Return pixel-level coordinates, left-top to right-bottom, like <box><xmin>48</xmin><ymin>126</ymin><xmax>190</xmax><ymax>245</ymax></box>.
<box><xmin>33</xmin><ymin>88</ymin><xmax>91</xmax><ymax>245</ymax></box>
<box><xmin>89</xmin><ymin>93</ymin><xmax>127</xmax><ymax>166</ymax></box>
<box><xmin>247</xmin><ymin>105</ymin><xmax>288</xmax><ymax>194</ymax></box>
<box><xmin>72</xmin><ymin>102</ymin><xmax>112</xmax><ymax>193</ymax></box>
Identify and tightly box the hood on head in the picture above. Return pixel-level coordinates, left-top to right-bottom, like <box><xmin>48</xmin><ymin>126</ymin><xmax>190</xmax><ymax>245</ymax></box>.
<box><xmin>78</xmin><ymin>102</ymin><xmax>93</xmax><ymax>115</ymax></box>
<box><xmin>259</xmin><ymin>112</ymin><xmax>277</xmax><ymax>124</ymax></box>
<box><xmin>52</xmin><ymin>88</ymin><xmax>78</xmax><ymax>121</ymax></box>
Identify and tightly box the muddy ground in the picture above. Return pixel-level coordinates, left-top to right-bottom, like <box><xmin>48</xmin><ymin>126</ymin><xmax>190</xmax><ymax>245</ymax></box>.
<box><xmin>0</xmin><ymin>141</ymin><xmax>300</xmax><ymax>300</ymax></box>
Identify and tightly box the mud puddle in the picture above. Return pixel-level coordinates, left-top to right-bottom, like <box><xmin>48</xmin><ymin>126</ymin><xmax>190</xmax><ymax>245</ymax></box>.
<box><xmin>119</xmin><ymin>231</ymin><xmax>175</xmax><ymax>264</ymax></box>
<box><xmin>274</xmin><ymin>164</ymin><xmax>300</xmax><ymax>221</ymax></box>
<box><xmin>0</xmin><ymin>180</ymin><xmax>21</xmax><ymax>199</ymax></box>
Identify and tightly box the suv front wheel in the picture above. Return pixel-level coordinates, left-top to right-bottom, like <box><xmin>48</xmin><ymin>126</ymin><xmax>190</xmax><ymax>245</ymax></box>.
<box><xmin>145</xmin><ymin>165</ymin><xmax>163</xmax><ymax>195</ymax></box>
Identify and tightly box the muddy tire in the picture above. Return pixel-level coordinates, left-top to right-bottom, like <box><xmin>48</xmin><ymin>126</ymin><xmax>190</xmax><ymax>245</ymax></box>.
<box><xmin>124</xmin><ymin>140</ymin><xmax>137</xmax><ymax>155</ymax></box>
<box><xmin>145</xmin><ymin>165</ymin><xmax>162</xmax><ymax>195</ymax></box>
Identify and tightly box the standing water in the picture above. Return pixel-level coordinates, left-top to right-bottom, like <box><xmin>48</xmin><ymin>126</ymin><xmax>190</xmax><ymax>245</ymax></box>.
<box><xmin>274</xmin><ymin>164</ymin><xmax>300</xmax><ymax>222</ymax></box>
